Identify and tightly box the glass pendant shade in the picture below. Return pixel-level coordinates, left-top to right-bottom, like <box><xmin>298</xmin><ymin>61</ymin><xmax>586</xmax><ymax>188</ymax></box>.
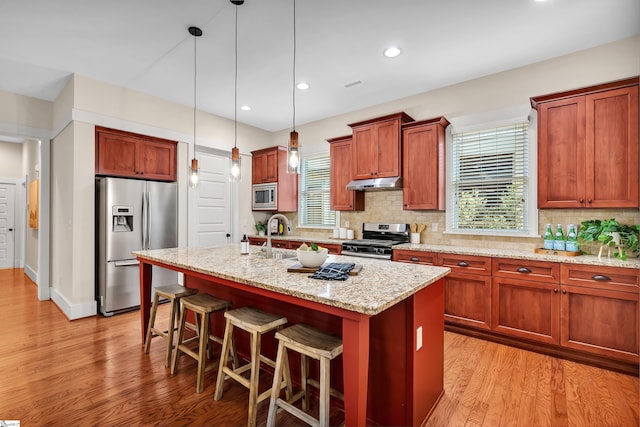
<box><xmin>287</xmin><ymin>130</ymin><xmax>300</xmax><ymax>174</ymax></box>
<box><xmin>230</xmin><ymin>146</ymin><xmax>241</xmax><ymax>181</ymax></box>
<box><xmin>189</xmin><ymin>158</ymin><xmax>199</xmax><ymax>188</ymax></box>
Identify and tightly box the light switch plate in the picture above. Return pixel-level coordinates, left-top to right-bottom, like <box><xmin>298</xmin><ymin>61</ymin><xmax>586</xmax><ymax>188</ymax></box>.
<box><xmin>416</xmin><ymin>326</ymin><xmax>423</xmax><ymax>351</ymax></box>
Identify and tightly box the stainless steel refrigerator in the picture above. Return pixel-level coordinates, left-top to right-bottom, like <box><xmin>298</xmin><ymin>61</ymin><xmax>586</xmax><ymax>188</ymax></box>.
<box><xmin>96</xmin><ymin>177</ymin><xmax>178</xmax><ymax>316</ymax></box>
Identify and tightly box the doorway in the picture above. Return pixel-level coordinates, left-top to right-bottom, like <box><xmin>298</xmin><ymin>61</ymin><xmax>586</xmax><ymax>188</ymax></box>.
<box><xmin>0</xmin><ymin>182</ymin><xmax>17</xmax><ymax>269</ymax></box>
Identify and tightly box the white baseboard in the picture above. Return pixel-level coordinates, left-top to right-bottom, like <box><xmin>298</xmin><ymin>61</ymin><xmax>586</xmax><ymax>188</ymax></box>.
<box><xmin>50</xmin><ymin>288</ymin><xmax>97</xmax><ymax>320</ymax></box>
<box><xmin>24</xmin><ymin>264</ymin><xmax>38</xmax><ymax>284</ymax></box>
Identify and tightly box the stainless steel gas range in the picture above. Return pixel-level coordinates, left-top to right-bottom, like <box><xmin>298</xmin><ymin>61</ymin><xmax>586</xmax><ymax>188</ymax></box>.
<box><xmin>341</xmin><ymin>223</ymin><xmax>410</xmax><ymax>260</ymax></box>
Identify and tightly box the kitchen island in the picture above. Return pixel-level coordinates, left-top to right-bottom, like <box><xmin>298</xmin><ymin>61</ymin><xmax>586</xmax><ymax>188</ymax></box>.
<box><xmin>134</xmin><ymin>244</ymin><xmax>450</xmax><ymax>427</ymax></box>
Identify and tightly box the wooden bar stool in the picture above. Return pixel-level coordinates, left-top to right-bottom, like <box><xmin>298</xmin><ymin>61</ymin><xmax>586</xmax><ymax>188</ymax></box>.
<box><xmin>144</xmin><ymin>284</ymin><xmax>198</xmax><ymax>368</ymax></box>
<box><xmin>214</xmin><ymin>306</ymin><xmax>292</xmax><ymax>427</ymax></box>
<box><xmin>266</xmin><ymin>323</ymin><xmax>343</xmax><ymax>427</ymax></box>
<box><xmin>171</xmin><ymin>293</ymin><xmax>237</xmax><ymax>393</ymax></box>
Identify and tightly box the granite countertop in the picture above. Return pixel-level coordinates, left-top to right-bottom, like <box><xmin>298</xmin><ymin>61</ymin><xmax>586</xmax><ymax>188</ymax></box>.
<box><xmin>394</xmin><ymin>243</ymin><xmax>640</xmax><ymax>270</ymax></box>
<box><xmin>249</xmin><ymin>234</ymin><xmax>347</xmax><ymax>246</ymax></box>
<box><xmin>250</xmin><ymin>234</ymin><xmax>640</xmax><ymax>270</ymax></box>
<box><xmin>133</xmin><ymin>245</ymin><xmax>450</xmax><ymax>316</ymax></box>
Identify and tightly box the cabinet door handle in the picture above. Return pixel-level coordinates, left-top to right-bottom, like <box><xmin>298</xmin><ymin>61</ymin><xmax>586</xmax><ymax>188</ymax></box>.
<box><xmin>588</xmin><ymin>199</ymin><xmax>592</xmax><ymax>203</ymax></box>
<box><xmin>592</xmin><ymin>275</ymin><xmax>611</xmax><ymax>281</ymax></box>
<box><xmin>457</xmin><ymin>261</ymin><xmax>469</xmax><ymax>267</ymax></box>
<box><xmin>517</xmin><ymin>267</ymin><xmax>532</xmax><ymax>273</ymax></box>
<box><xmin>562</xmin><ymin>289</ymin><xmax>567</xmax><ymax>294</ymax></box>
<box><xmin>410</xmin><ymin>257</ymin><xmax>420</xmax><ymax>262</ymax></box>
<box><xmin>554</xmin><ymin>288</ymin><xmax>558</xmax><ymax>293</ymax></box>
<box><xmin>579</xmin><ymin>198</ymin><xmax>584</xmax><ymax>204</ymax></box>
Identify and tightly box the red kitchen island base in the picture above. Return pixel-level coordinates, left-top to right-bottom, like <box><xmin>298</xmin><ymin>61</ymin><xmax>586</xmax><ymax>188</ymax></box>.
<box><xmin>135</xmin><ymin>247</ymin><xmax>447</xmax><ymax>426</ymax></box>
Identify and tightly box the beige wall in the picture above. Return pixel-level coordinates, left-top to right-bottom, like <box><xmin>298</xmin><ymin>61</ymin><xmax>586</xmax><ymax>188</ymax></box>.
<box><xmin>23</xmin><ymin>139</ymin><xmax>40</xmax><ymax>274</ymax></box>
<box><xmin>0</xmin><ymin>141</ymin><xmax>23</xmax><ymax>177</ymax></box>
<box><xmin>277</xmin><ymin>36</ymin><xmax>640</xmax><ymax>252</ymax></box>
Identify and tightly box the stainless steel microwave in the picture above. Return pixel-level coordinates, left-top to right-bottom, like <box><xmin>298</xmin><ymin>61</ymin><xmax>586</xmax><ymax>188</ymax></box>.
<box><xmin>252</xmin><ymin>183</ymin><xmax>277</xmax><ymax>210</ymax></box>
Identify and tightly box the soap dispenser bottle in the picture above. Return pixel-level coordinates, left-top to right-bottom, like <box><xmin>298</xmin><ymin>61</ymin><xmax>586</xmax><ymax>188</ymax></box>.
<box><xmin>240</xmin><ymin>234</ymin><xmax>249</xmax><ymax>255</ymax></box>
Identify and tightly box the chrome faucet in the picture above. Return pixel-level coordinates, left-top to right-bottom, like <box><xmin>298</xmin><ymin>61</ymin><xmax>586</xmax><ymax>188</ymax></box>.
<box><xmin>265</xmin><ymin>213</ymin><xmax>290</xmax><ymax>259</ymax></box>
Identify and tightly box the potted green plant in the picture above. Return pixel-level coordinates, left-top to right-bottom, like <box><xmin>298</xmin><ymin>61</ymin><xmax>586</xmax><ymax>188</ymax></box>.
<box><xmin>578</xmin><ymin>218</ymin><xmax>640</xmax><ymax>260</ymax></box>
<box><xmin>254</xmin><ymin>222</ymin><xmax>266</xmax><ymax>236</ymax></box>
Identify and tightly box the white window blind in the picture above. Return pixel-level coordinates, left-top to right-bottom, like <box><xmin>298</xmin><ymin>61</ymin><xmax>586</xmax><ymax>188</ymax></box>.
<box><xmin>299</xmin><ymin>154</ymin><xmax>336</xmax><ymax>228</ymax></box>
<box><xmin>450</xmin><ymin>123</ymin><xmax>529</xmax><ymax>233</ymax></box>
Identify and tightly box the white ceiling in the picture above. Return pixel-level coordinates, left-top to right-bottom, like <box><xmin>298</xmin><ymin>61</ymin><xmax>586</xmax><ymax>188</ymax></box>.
<box><xmin>0</xmin><ymin>0</ymin><xmax>638</xmax><ymax>132</ymax></box>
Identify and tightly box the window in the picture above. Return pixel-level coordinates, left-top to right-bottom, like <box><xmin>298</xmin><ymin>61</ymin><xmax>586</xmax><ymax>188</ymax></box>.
<box><xmin>298</xmin><ymin>154</ymin><xmax>336</xmax><ymax>228</ymax></box>
<box><xmin>448</xmin><ymin>122</ymin><xmax>532</xmax><ymax>235</ymax></box>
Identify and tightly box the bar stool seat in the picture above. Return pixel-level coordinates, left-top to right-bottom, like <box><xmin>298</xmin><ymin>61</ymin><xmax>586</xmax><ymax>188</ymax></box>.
<box><xmin>266</xmin><ymin>323</ymin><xmax>343</xmax><ymax>427</ymax></box>
<box><xmin>171</xmin><ymin>293</ymin><xmax>237</xmax><ymax>393</ymax></box>
<box><xmin>144</xmin><ymin>284</ymin><xmax>198</xmax><ymax>368</ymax></box>
<box><xmin>214</xmin><ymin>306</ymin><xmax>291</xmax><ymax>427</ymax></box>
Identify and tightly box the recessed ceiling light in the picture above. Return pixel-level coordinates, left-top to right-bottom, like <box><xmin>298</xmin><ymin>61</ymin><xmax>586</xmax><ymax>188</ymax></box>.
<box><xmin>384</xmin><ymin>47</ymin><xmax>401</xmax><ymax>58</ymax></box>
<box><xmin>296</xmin><ymin>82</ymin><xmax>310</xmax><ymax>90</ymax></box>
<box><xmin>240</xmin><ymin>105</ymin><xmax>251</xmax><ymax>111</ymax></box>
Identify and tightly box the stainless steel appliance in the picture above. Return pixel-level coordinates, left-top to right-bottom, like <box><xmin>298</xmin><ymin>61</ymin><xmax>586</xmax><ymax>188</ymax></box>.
<box><xmin>252</xmin><ymin>182</ymin><xmax>277</xmax><ymax>210</ymax></box>
<box><xmin>341</xmin><ymin>223</ymin><xmax>410</xmax><ymax>259</ymax></box>
<box><xmin>96</xmin><ymin>177</ymin><xmax>178</xmax><ymax>316</ymax></box>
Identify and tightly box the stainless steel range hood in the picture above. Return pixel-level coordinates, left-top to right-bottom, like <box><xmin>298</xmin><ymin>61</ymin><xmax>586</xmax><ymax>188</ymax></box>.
<box><xmin>346</xmin><ymin>176</ymin><xmax>403</xmax><ymax>191</ymax></box>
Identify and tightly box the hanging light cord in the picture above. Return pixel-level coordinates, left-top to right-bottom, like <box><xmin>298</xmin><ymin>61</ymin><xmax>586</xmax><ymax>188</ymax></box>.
<box><xmin>193</xmin><ymin>31</ymin><xmax>198</xmax><ymax>157</ymax></box>
<box><xmin>234</xmin><ymin>4</ymin><xmax>238</xmax><ymax>149</ymax></box>
<box><xmin>292</xmin><ymin>0</ymin><xmax>296</xmax><ymax>132</ymax></box>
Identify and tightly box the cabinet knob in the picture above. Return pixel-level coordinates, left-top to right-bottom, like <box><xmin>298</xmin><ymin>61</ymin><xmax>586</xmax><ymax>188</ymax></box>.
<box><xmin>554</xmin><ymin>288</ymin><xmax>558</xmax><ymax>293</ymax></box>
<box><xmin>457</xmin><ymin>261</ymin><xmax>469</xmax><ymax>267</ymax></box>
<box><xmin>517</xmin><ymin>267</ymin><xmax>532</xmax><ymax>273</ymax></box>
<box><xmin>579</xmin><ymin>198</ymin><xmax>584</xmax><ymax>204</ymax></box>
<box><xmin>592</xmin><ymin>275</ymin><xmax>611</xmax><ymax>281</ymax></box>
<box><xmin>562</xmin><ymin>289</ymin><xmax>567</xmax><ymax>294</ymax></box>
<box><xmin>410</xmin><ymin>257</ymin><xmax>420</xmax><ymax>262</ymax></box>
<box><xmin>588</xmin><ymin>199</ymin><xmax>592</xmax><ymax>203</ymax></box>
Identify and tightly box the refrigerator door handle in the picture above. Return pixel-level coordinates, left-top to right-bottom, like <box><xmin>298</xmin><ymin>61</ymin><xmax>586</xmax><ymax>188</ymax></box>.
<box><xmin>113</xmin><ymin>260</ymin><xmax>140</xmax><ymax>267</ymax></box>
<box><xmin>145</xmin><ymin>190</ymin><xmax>151</xmax><ymax>249</ymax></box>
<box><xmin>141</xmin><ymin>191</ymin><xmax>147</xmax><ymax>250</ymax></box>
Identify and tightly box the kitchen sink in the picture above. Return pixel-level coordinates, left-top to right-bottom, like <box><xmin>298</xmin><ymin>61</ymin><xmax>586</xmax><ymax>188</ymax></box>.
<box><xmin>254</xmin><ymin>250</ymin><xmax>297</xmax><ymax>260</ymax></box>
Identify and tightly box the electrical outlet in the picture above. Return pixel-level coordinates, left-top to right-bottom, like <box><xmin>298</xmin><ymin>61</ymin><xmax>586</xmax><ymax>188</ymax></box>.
<box><xmin>432</xmin><ymin>223</ymin><xmax>438</xmax><ymax>232</ymax></box>
<box><xmin>416</xmin><ymin>326</ymin><xmax>423</xmax><ymax>351</ymax></box>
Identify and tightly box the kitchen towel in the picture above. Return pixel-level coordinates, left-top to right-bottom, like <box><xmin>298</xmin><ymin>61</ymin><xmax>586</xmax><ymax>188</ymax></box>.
<box><xmin>309</xmin><ymin>263</ymin><xmax>356</xmax><ymax>281</ymax></box>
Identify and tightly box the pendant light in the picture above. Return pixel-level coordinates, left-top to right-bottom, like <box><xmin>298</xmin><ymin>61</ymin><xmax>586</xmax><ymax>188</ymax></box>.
<box><xmin>286</xmin><ymin>0</ymin><xmax>300</xmax><ymax>174</ymax></box>
<box><xmin>189</xmin><ymin>26</ymin><xmax>203</xmax><ymax>188</ymax></box>
<box><xmin>229</xmin><ymin>0</ymin><xmax>244</xmax><ymax>181</ymax></box>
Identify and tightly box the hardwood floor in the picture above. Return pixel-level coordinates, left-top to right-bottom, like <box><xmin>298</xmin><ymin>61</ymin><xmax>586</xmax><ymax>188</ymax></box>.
<box><xmin>1</xmin><ymin>269</ymin><xmax>638</xmax><ymax>426</ymax></box>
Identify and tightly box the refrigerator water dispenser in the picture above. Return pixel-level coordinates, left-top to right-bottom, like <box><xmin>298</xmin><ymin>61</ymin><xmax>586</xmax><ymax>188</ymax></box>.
<box><xmin>112</xmin><ymin>206</ymin><xmax>133</xmax><ymax>232</ymax></box>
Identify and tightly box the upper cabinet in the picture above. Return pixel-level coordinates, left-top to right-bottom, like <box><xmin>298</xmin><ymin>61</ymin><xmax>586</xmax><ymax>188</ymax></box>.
<box><xmin>327</xmin><ymin>135</ymin><xmax>364</xmax><ymax>211</ymax></box>
<box><xmin>348</xmin><ymin>112</ymin><xmax>414</xmax><ymax>180</ymax></box>
<box><xmin>532</xmin><ymin>77</ymin><xmax>639</xmax><ymax>209</ymax></box>
<box><xmin>95</xmin><ymin>126</ymin><xmax>177</xmax><ymax>181</ymax></box>
<box><xmin>402</xmin><ymin>117</ymin><xmax>449</xmax><ymax>210</ymax></box>
<box><xmin>252</xmin><ymin>146</ymin><xmax>280</xmax><ymax>184</ymax></box>
<box><xmin>251</xmin><ymin>146</ymin><xmax>298</xmax><ymax>212</ymax></box>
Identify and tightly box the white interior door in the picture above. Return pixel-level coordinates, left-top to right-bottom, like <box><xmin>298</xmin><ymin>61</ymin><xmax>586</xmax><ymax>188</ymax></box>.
<box><xmin>190</xmin><ymin>151</ymin><xmax>232</xmax><ymax>247</ymax></box>
<box><xmin>0</xmin><ymin>183</ymin><xmax>16</xmax><ymax>269</ymax></box>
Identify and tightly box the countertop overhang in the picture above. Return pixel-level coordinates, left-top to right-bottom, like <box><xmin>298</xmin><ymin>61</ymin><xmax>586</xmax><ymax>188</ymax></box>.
<box><xmin>133</xmin><ymin>245</ymin><xmax>450</xmax><ymax>316</ymax></box>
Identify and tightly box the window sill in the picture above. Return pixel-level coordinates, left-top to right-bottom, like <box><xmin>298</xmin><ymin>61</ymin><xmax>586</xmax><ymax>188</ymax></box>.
<box><xmin>444</xmin><ymin>230</ymin><xmax>540</xmax><ymax>239</ymax></box>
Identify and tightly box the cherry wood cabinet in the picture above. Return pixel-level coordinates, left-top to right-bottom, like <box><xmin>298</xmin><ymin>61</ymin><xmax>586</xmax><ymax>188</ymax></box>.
<box><xmin>492</xmin><ymin>258</ymin><xmax>560</xmax><ymax>344</ymax></box>
<box><xmin>327</xmin><ymin>135</ymin><xmax>364</xmax><ymax>211</ymax></box>
<box><xmin>401</xmin><ymin>117</ymin><xmax>449</xmax><ymax>210</ymax></box>
<box><xmin>251</xmin><ymin>146</ymin><xmax>280</xmax><ymax>184</ymax></box>
<box><xmin>560</xmin><ymin>264</ymin><xmax>639</xmax><ymax>363</ymax></box>
<box><xmin>392</xmin><ymin>250</ymin><xmax>491</xmax><ymax>330</ymax></box>
<box><xmin>348</xmin><ymin>112</ymin><xmax>413</xmax><ymax>180</ymax></box>
<box><xmin>250</xmin><ymin>146</ymin><xmax>298</xmax><ymax>212</ymax></box>
<box><xmin>532</xmin><ymin>77</ymin><xmax>639</xmax><ymax>209</ymax></box>
<box><xmin>95</xmin><ymin>126</ymin><xmax>177</xmax><ymax>181</ymax></box>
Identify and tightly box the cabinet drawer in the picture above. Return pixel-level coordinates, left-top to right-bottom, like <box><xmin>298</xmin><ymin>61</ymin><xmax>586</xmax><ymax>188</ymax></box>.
<box><xmin>271</xmin><ymin>239</ymin><xmax>293</xmax><ymax>249</ymax></box>
<box><xmin>439</xmin><ymin>254</ymin><xmax>491</xmax><ymax>275</ymax></box>
<box><xmin>492</xmin><ymin>258</ymin><xmax>559</xmax><ymax>283</ymax></box>
<box><xmin>392</xmin><ymin>250</ymin><xmax>437</xmax><ymax>265</ymax></box>
<box><xmin>561</xmin><ymin>264</ymin><xmax>639</xmax><ymax>293</ymax></box>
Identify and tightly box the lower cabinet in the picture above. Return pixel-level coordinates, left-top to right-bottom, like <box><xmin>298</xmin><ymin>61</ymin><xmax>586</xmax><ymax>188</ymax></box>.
<box><xmin>393</xmin><ymin>250</ymin><xmax>640</xmax><ymax>371</ymax></box>
<box><xmin>492</xmin><ymin>277</ymin><xmax>560</xmax><ymax>344</ymax></box>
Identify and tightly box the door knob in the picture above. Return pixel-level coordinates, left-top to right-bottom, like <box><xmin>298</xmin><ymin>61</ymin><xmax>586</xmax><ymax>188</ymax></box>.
<box><xmin>8</xmin><ymin>228</ymin><xmax>13</xmax><ymax>231</ymax></box>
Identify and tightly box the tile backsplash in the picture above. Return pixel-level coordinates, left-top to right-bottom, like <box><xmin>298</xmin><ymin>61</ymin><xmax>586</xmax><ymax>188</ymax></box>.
<box><xmin>282</xmin><ymin>191</ymin><xmax>640</xmax><ymax>256</ymax></box>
